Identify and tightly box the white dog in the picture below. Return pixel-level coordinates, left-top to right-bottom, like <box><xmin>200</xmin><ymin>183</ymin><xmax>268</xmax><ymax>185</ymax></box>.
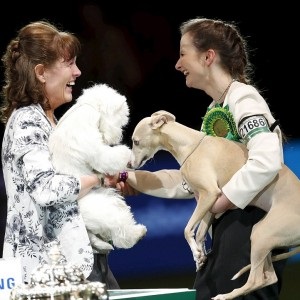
<box><xmin>48</xmin><ymin>83</ymin><xmax>147</xmax><ymax>252</ymax></box>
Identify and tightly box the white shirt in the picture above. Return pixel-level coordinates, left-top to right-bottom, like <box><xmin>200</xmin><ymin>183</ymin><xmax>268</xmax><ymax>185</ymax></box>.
<box><xmin>221</xmin><ymin>81</ymin><xmax>283</xmax><ymax>208</ymax></box>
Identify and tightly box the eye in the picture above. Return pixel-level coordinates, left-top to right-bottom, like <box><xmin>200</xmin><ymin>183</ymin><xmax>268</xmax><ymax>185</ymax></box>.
<box><xmin>133</xmin><ymin>140</ymin><xmax>139</xmax><ymax>146</ymax></box>
<box><xmin>66</xmin><ymin>58</ymin><xmax>75</xmax><ymax>67</ymax></box>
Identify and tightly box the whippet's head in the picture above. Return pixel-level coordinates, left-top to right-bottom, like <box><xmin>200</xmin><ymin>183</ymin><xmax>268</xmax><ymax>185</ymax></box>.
<box><xmin>129</xmin><ymin>110</ymin><xmax>175</xmax><ymax>169</ymax></box>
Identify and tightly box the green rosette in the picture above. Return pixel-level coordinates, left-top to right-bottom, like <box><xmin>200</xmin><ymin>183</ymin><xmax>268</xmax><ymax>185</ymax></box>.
<box><xmin>201</xmin><ymin>104</ymin><xmax>240</xmax><ymax>142</ymax></box>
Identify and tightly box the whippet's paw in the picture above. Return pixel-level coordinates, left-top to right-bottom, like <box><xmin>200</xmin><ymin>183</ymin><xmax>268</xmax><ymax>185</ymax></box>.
<box><xmin>196</xmin><ymin>255</ymin><xmax>207</xmax><ymax>271</ymax></box>
<box><xmin>193</xmin><ymin>247</ymin><xmax>207</xmax><ymax>271</ymax></box>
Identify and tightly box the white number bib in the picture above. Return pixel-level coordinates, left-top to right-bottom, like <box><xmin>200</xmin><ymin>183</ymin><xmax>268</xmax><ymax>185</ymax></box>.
<box><xmin>238</xmin><ymin>115</ymin><xmax>270</xmax><ymax>143</ymax></box>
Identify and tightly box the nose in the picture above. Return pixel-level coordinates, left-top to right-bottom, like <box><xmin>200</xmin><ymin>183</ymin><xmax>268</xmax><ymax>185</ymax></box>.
<box><xmin>74</xmin><ymin>64</ymin><xmax>81</xmax><ymax>77</ymax></box>
<box><xmin>175</xmin><ymin>59</ymin><xmax>181</xmax><ymax>71</ymax></box>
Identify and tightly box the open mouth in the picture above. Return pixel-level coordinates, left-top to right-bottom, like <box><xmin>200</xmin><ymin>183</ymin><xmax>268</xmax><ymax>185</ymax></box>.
<box><xmin>67</xmin><ymin>81</ymin><xmax>75</xmax><ymax>87</ymax></box>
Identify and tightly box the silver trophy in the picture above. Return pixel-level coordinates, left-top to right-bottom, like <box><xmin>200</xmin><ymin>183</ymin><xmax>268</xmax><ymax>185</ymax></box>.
<box><xmin>10</xmin><ymin>242</ymin><xmax>109</xmax><ymax>300</ymax></box>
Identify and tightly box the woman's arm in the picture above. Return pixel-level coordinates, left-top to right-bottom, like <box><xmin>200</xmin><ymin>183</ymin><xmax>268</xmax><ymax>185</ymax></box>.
<box><xmin>108</xmin><ymin>169</ymin><xmax>195</xmax><ymax>199</ymax></box>
<box><xmin>218</xmin><ymin>85</ymin><xmax>283</xmax><ymax>211</ymax></box>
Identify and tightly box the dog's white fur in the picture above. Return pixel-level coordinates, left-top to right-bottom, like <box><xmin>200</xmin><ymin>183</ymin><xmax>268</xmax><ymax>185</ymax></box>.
<box><xmin>48</xmin><ymin>83</ymin><xmax>147</xmax><ymax>251</ymax></box>
<box><xmin>129</xmin><ymin>110</ymin><xmax>300</xmax><ymax>299</ymax></box>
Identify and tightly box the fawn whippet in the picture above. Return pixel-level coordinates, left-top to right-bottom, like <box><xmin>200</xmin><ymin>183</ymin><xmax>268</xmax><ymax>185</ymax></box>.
<box><xmin>128</xmin><ymin>110</ymin><xmax>300</xmax><ymax>299</ymax></box>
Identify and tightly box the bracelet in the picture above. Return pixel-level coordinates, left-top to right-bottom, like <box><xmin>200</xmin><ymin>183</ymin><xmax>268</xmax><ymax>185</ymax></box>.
<box><xmin>100</xmin><ymin>176</ymin><xmax>105</xmax><ymax>186</ymax></box>
<box><xmin>93</xmin><ymin>174</ymin><xmax>105</xmax><ymax>190</ymax></box>
<box><xmin>98</xmin><ymin>174</ymin><xmax>105</xmax><ymax>187</ymax></box>
<box><xmin>118</xmin><ymin>171</ymin><xmax>128</xmax><ymax>183</ymax></box>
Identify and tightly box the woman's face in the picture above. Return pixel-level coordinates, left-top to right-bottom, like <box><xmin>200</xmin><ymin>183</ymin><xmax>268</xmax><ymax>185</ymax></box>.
<box><xmin>43</xmin><ymin>57</ymin><xmax>81</xmax><ymax>109</ymax></box>
<box><xmin>175</xmin><ymin>33</ymin><xmax>206</xmax><ymax>89</ymax></box>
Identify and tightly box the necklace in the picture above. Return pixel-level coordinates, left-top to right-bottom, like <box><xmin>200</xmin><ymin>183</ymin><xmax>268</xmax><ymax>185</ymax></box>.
<box><xmin>217</xmin><ymin>79</ymin><xmax>235</xmax><ymax>103</ymax></box>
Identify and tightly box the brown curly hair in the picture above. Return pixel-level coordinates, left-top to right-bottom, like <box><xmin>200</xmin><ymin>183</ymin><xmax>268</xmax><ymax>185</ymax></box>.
<box><xmin>0</xmin><ymin>20</ymin><xmax>81</xmax><ymax>124</ymax></box>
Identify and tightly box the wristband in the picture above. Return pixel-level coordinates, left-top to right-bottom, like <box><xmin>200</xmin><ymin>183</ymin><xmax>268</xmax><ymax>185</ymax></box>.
<box><xmin>98</xmin><ymin>174</ymin><xmax>105</xmax><ymax>187</ymax></box>
<box><xmin>93</xmin><ymin>174</ymin><xmax>105</xmax><ymax>190</ymax></box>
<box><xmin>119</xmin><ymin>171</ymin><xmax>128</xmax><ymax>183</ymax></box>
<box><xmin>100</xmin><ymin>176</ymin><xmax>105</xmax><ymax>186</ymax></box>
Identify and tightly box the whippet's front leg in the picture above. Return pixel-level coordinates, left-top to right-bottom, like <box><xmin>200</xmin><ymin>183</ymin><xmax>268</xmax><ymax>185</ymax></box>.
<box><xmin>184</xmin><ymin>193</ymin><xmax>217</xmax><ymax>270</ymax></box>
<box><xmin>195</xmin><ymin>211</ymin><xmax>215</xmax><ymax>270</ymax></box>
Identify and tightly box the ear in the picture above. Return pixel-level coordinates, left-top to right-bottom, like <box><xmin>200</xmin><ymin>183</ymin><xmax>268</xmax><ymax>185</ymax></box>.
<box><xmin>204</xmin><ymin>49</ymin><xmax>216</xmax><ymax>66</ymax></box>
<box><xmin>151</xmin><ymin>110</ymin><xmax>176</xmax><ymax>121</ymax></box>
<box><xmin>34</xmin><ymin>64</ymin><xmax>46</xmax><ymax>83</ymax></box>
<box><xmin>150</xmin><ymin>110</ymin><xmax>176</xmax><ymax>129</ymax></box>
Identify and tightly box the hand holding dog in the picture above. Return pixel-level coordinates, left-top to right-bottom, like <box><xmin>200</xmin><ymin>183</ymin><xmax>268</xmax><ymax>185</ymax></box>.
<box><xmin>106</xmin><ymin>172</ymin><xmax>140</xmax><ymax>196</ymax></box>
<box><xmin>209</xmin><ymin>193</ymin><xmax>235</xmax><ymax>214</ymax></box>
<box><xmin>77</xmin><ymin>174</ymin><xmax>102</xmax><ymax>199</ymax></box>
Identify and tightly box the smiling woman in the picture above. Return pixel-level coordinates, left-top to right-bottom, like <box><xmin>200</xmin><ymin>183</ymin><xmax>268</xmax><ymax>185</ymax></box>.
<box><xmin>0</xmin><ymin>20</ymin><xmax>120</xmax><ymax>289</ymax></box>
<box><xmin>108</xmin><ymin>17</ymin><xmax>290</xmax><ymax>300</ymax></box>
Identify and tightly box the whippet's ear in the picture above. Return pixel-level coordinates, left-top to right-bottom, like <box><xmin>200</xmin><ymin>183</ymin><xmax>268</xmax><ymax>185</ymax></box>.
<box><xmin>151</xmin><ymin>110</ymin><xmax>176</xmax><ymax>121</ymax></box>
<box><xmin>150</xmin><ymin>110</ymin><xmax>176</xmax><ymax>129</ymax></box>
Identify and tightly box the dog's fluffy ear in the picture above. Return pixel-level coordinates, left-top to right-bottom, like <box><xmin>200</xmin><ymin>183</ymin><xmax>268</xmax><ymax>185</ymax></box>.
<box><xmin>77</xmin><ymin>84</ymin><xmax>128</xmax><ymax>120</ymax></box>
<box><xmin>77</xmin><ymin>83</ymin><xmax>129</xmax><ymax>145</ymax></box>
<box><xmin>150</xmin><ymin>110</ymin><xmax>175</xmax><ymax>129</ymax></box>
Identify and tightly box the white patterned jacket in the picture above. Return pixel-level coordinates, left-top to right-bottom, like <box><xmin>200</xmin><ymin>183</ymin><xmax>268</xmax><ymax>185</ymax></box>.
<box><xmin>1</xmin><ymin>104</ymin><xmax>94</xmax><ymax>282</ymax></box>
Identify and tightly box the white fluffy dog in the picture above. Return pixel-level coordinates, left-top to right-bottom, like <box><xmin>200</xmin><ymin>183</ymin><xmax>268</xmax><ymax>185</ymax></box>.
<box><xmin>48</xmin><ymin>83</ymin><xmax>147</xmax><ymax>252</ymax></box>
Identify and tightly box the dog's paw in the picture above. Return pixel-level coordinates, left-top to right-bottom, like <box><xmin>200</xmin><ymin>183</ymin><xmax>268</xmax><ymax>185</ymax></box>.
<box><xmin>196</xmin><ymin>255</ymin><xmax>207</xmax><ymax>271</ymax></box>
<box><xmin>192</xmin><ymin>244</ymin><xmax>207</xmax><ymax>271</ymax></box>
<box><xmin>87</xmin><ymin>231</ymin><xmax>114</xmax><ymax>251</ymax></box>
<box><xmin>112</xmin><ymin>223</ymin><xmax>147</xmax><ymax>249</ymax></box>
<box><xmin>109</xmin><ymin>145</ymin><xmax>131</xmax><ymax>171</ymax></box>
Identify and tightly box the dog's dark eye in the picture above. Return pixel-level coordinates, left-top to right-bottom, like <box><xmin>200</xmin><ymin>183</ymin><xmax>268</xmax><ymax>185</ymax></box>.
<box><xmin>133</xmin><ymin>140</ymin><xmax>139</xmax><ymax>146</ymax></box>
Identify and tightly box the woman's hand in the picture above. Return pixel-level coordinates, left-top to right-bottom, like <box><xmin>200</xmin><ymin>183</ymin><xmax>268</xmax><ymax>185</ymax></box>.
<box><xmin>210</xmin><ymin>193</ymin><xmax>235</xmax><ymax>214</ymax></box>
<box><xmin>105</xmin><ymin>173</ymin><xmax>140</xmax><ymax>196</ymax></box>
<box><xmin>116</xmin><ymin>180</ymin><xmax>140</xmax><ymax>196</ymax></box>
<box><xmin>104</xmin><ymin>174</ymin><xmax>119</xmax><ymax>187</ymax></box>
<box><xmin>77</xmin><ymin>174</ymin><xmax>102</xmax><ymax>199</ymax></box>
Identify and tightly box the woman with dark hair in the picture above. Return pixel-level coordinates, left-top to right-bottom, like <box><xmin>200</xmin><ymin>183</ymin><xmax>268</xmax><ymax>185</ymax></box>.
<box><xmin>112</xmin><ymin>17</ymin><xmax>287</xmax><ymax>299</ymax></box>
